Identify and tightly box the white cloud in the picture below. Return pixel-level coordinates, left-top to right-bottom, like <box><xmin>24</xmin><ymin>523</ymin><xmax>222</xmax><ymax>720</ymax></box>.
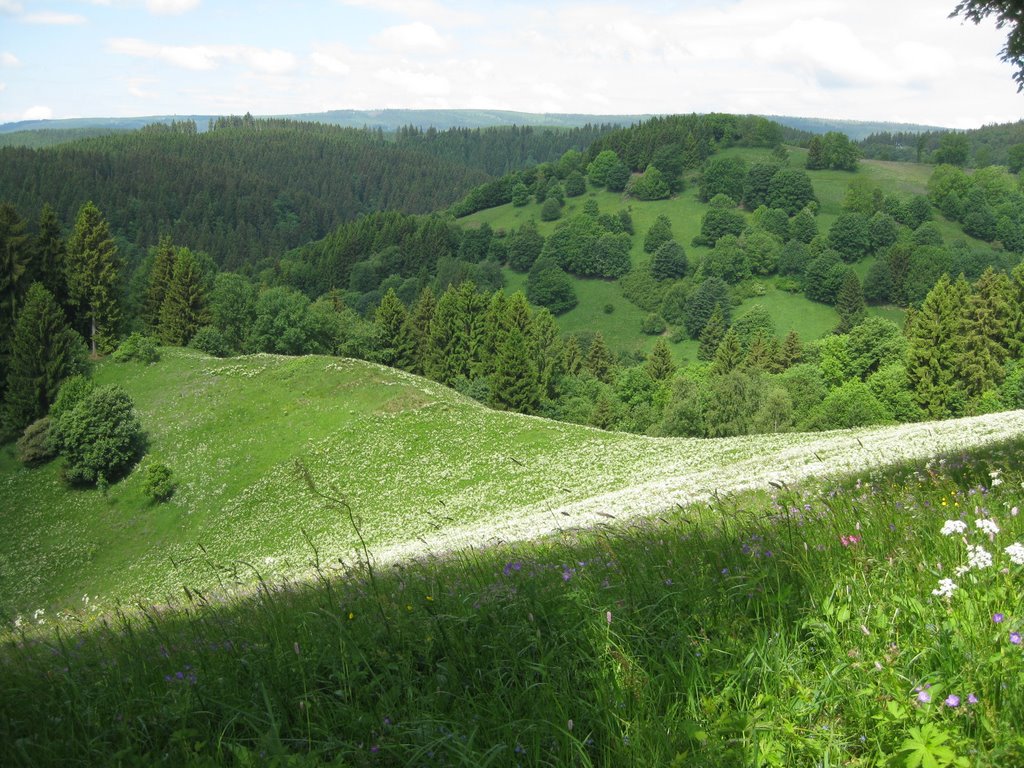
<box><xmin>107</xmin><ymin>38</ymin><xmax>298</xmax><ymax>74</ymax></box>
<box><xmin>372</xmin><ymin>22</ymin><xmax>448</xmax><ymax>52</ymax></box>
<box><xmin>127</xmin><ymin>77</ymin><xmax>157</xmax><ymax>98</ymax></box>
<box><xmin>311</xmin><ymin>48</ymin><xmax>352</xmax><ymax>76</ymax></box>
<box><xmin>338</xmin><ymin>0</ymin><xmax>479</xmax><ymax>27</ymax></box>
<box><xmin>22</xmin><ymin>105</ymin><xmax>53</xmax><ymax>120</ymax></box>
<box><xmin>0</xmin><ymin>0</ymin><xmax>22</xmax><ymax>13</ymax></box>
<box><xmin>1</xmin><ymin>51</ymin><xmax>19</xmax><ymax>67</ymax></box>
<box><xmin>0</xmin><ymin>82</ymin><xmax>6</xmax><ymax>92</ymax></box>
<box><xmin>376</xmin><ymin>66</ymin><xmax>450</xmax><ymax>96</ymax></box>
<box><xmin>23</xmin><ymin>11</ymin><xmax>86</xmax><ymax>24</ymax></box>
<box><xmin>146</xmin><ymin>0</ymin><xmax>200</xmax><ymax>15</ymax></box>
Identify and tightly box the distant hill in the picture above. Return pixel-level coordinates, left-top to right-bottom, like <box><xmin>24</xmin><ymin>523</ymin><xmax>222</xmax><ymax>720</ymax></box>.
<box><xmin>765</xmin><ymin>115</ymin><xmax>947</xmax><ymax>141</ymax></box>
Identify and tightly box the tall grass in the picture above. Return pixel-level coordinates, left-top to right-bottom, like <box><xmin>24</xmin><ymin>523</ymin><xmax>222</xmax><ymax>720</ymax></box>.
<box><xmin>3</xmin><ymin>439</ymin><xmax>1023</xmax><ymax>766</ymax></box>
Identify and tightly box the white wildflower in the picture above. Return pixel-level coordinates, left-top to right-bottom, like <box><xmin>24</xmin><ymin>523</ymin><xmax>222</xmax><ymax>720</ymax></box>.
<box><xmin>941</xmin><ymin>520</ymin><xmax>967</xmax><ymax>536</ymax></box>
<box><xmin>966</xmin><ymin>544</ymin><xmax>993</xmax><ymax>570</ymax></box>
<box><xmin>989</xmin><ymin>469</ymin><xmax>1003</xmax><ymax>487</ymax></box>
<box><xmin>932</xmin><ymin>578</ymin><xmax>958</xmax><ymax>598</ymax></box>
<box><xmin>975</xmin><ymin>518</ymin><xmax>1000</xmax><ymax>536</ymax></box>
<box><xmin>954</xmin><ymin>565</ymin><xmax>970</xmax><ymax>576</ymax></box>
<box><xmin>1005</xmin><ymin>542</ymin><xmax>1024</xmax><ymax>566</ymax></box>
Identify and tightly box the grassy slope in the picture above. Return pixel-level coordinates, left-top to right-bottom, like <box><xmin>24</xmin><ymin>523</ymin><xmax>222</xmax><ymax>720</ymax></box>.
<box><xmin>4</xmin><ymin>348</ymin><xmax>1023</xmax><ymax>617</ymax></box>
<box><xmin>462</xmin><ymin>147</ymin><xmax>996</xmax><ymax>359</ymax></box>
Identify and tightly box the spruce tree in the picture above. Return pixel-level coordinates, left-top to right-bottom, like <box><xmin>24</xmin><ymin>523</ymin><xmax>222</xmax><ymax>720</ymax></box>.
<box><xmin>66</xmin><ymin>201</ymin><xmax>121</xmax><ymax>356</ymax></box>
<box><xmin>710</xmin><ymin>327</ymin><xmax>744</xmax><ymax>376</ymax></box>
<box><xmin>906</xmin><ymin>274</ymin><xmax>962</xmax><ymax>418</ymax></box>
<box><xmin>491</xmin><ymin>327</ymin><xmax>541</xmax><ymax>414</ymax></box>
<box><xmin>561</xmin><ymin>334</ymin><xmax>583</xmax><ymax>376</ymax></box>
<box><xmin>33</xmin><ymin>203</ymin><xmax>67</xmax><ymax>308</ymax></box>
<box><xmin>5</xmin><ymin>283</ymin><xmax>88</xmax><ymax>432</ymax></box>
<box><xmin>834</xmin><ymin>269</ymin><xmax>866</xmax><ymax>334</ymax></box>
<box><xmin>644</xmin><ymin>338</ymin><xmax>676</xmax><ymax>381</ymax></box>
<box><xmin>507</xmin><ymin>220</ymin><xmax>545</xmax><ymax>272</ymax></box>
<box><xmin>961</xmin><ymin>267</ymin><xmax>1013</xmax><ymax>397</ymax></box>
<box><xmin>373</xmin><ymin>288</ymin><xmax>410</xmax><ymax>368</ymax></box>
<box><xmin>407</xmin><ymin>286</ymin><xmax>437</xmax><ymax>375</ymax></box>
<box><xmin>529</xmin><ymin>308</ymin><xmax>562</xmax><ymax>397</ymax></box>
<box><xmin>697</xmin><ymin>304</ymin><xmax>727</xmax><ymax>361</ymax></box>
<box><xmin>778</xmin><ymin>330</ymin><xmax>803</xmax><ymax>369</ymax></box>
<box><xmin>1007</xmin><ymin>262</ymin><xmax>1024</xmax><ymax>358</ymax></box>
<box><xmin>0</xmin><ymin>202</ymin><xmax>31</xmax><ymax>402</ymax></box>
<box><xmin>144</xmin><ymin>236</ymin><xmax>177</xmax><ymax>332</ymax></box>
<box><xmin>743</xmin><ymin>331</ymin><xmax>776</xmax><ymax>372</ymax></box>
<box><xmin>584</xmin><ymin>332</ymin><xmax>614</xmax><ymax>383</ymax></box>
<box><xmin>643</xmin><ymin>214</ymin><xmax>674</xmax><ymax>254</ymax></box>
<box><xmin>159</xmin><ymin>248</ymin><xmax>208</xmax><ymax>345</ymax></box>
<box><xmin>651</xmin><ymin>240</ymin><xmax>689</xmax><ymax>280</ymax></box>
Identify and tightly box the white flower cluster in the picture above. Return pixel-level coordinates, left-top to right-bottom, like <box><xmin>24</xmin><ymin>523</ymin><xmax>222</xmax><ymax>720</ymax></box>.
<box><xmin>966</xmin><ymin>544</ymin><xmax>993</xmax><ymax>570</ymax></box>
<box><xmin>932</xmin><ymin>578</ymin><xmax>958</xmax><ymax>598</ymax></box>
<box><xmin>941</xmin><ymin>520</ymin><xmax>968</xmax><ymax>536</ymax></box>
<box><xmin>1006</xmin><ymin>542</ymin><xmax>1024</xmax><ymax>566</ymax></box>
<box><xmin>975</xmin><ymin>518</ymin><xmax>1000</xmax><ymax>536</ymax></box>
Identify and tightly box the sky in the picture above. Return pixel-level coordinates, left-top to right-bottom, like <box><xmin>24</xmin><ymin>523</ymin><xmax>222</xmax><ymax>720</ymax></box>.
<box><xmin>0</xmin><ymin>0</ymin><xmax>1021</xmax><ymax>129</ymax></box>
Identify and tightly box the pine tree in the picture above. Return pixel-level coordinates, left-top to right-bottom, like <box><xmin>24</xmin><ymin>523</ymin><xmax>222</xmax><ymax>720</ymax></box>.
<box><xmin>373</xmin><ymin>288</ymin><xmax>410</xmax><ymax>368</ymax></box>
<box><xmin>529</xmin><ymin>308</ymin><xmax>561</xmax><ymax>397</ymax></box>
<box><xmin>742</xmin><ymin>331</ymin><xmax>776</xmax><ymax>372</ymax></box>
<box><xmin>66</xmin><ymin>201</ymin><xmax>121</xmax><ymax>356</ymax></box>
<box><xmin>589</xmin><ymin>392</ymin><xmax>617</xmax><ymax>429</ymax></box>
<box><xmin>644</xmin><ymin>338</ymin><xmax>676</xmax><ymax>381</ymax></box>
<box><xmin>407</xmin><ymin>286</ymin><xmax>437</xmax><ymax>375</ymax></box>
<box><xmin>906</xmin><ymin>274</ymin><xmax>963</xmax><ymax>418</ymax></box>
<box><xmin>643</xmin><ymin>214</ymin><xmax>674</xmax><ymax>254</ymax></box>
<box><xmin>834</xmin><ymin>269</ymin><xmax>866</xmax><ymax>334</ymax></box>
<box><xmin>584</xmin><ymin>332</ymin><xmax>614</xmax><ymax>383</ymax></box>
<box><xmin>697</xmin><ymin>304</ymin><xmax>727</xmax><ymax>361</ymax></box>
<box><xmin>710</xmin><ymin>327</ymin><xmax>744</xmax><ymax>376</ymax></box>
<box><xmin>806</xmin><ymin>136</ymin><xmax>825</xmax><ymax>170</ymax></box>
<box><xmin>426</xmin><ymin>282</ymin><xmax>486</xmax><ymax>385</ymax></box>
<box><xmin>1007</xmin><ymin>262</ymin><xmax>1024</xmax><ymax>358</ymax></box>
<box><xmin>144</xmin><ymin>236</ymin><xmax>177</xmax><ymax>332</ymax></box>
<box><xmin>650</xmin><ymin>240</ymin><xmax>688</xmax><ymax>280</ymax></box>
<box><xmin>778</xmin><ymin>329</ymin><xmax>803</xmax><ymax>369</ymax></box>
<box><xmin>33</xmin><ymin>204</ymin><xmax>67</xmax><ymax>308</ymax></box>
<box><xmin>480</xmin><ymin>290</ymin><xmax>509</xmax><ymax>378</ymax></box>
<box><xmin>961</xmin><ymin>267</ymin><xmax>1013</xmax><ymax>398</ymax></box>
<box><xmin>491</xmin><ymin>327</ymin><xmax>541</xmax><ymax>414</ymax></box>
<box><xmin>561</xmin><ymin>334</ymin><xmax>583</xmax><ymax>376</ymax></box>
<box><xmin>1</xmin><ymin>202</ymin><xmax>31</xmax><ymax>355</ymax></box>
<box><xmin>4</xmin><ymin>283</ymin><xmax>88</xmax><ymax>432</ymax></box>
<box><xmin>159</xmin><ymin>248</ymin><xmax>208</xmax><ymax>345</ymax></box>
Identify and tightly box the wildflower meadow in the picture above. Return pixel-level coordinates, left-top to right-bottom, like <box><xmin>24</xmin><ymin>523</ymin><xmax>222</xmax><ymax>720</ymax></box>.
<box><xmin>2</xmin><ymin>434</ymin><xmax>1024</xmax><ymax>765</ymax></box>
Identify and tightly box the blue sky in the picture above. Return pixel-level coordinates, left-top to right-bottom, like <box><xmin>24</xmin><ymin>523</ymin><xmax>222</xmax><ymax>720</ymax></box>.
<box><xmin>0</xmin><ymin>0</ymin><xmax>1021</xmax><ymax>128</ymax></box>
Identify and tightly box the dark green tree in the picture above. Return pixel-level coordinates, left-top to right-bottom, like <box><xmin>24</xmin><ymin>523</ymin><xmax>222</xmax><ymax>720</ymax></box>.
<box><xmin>828</xmin><ymin>212</ymin><xmax>872</xmax><ymax>262</ymax></box>
<box><xmin>511</xmin><ymin>182</ymin><xmax>531</xmax><ymax>207</ymax></box>
<box><xmin>627</xmin><ymin>165</ymin><xmax>671</xmax><ymax>200</ymax></box>
<box><xmin>564</xmin><ymin>170</ymin><xmax>586</xmax><ymax>197</ymax></box>
<box><xmin>507</xmin><ymin>220</ymin><xmax>545</xmax><ymax>273</ymax></box>
<box><xmin>4</xmin><ymin>283</ymin><xmax>88</xmax><ymax>432</ymax></box>
<box><xmin>778</xmin><ymin>329</ymin><xmax>803</xmax><ymax>369</ymax></box>
<box><xmin>210</xmin><ymin>272</ymin><xmax>256</xmax><ymax>352</ymax></box>
<box><xmin>699</xmin><ymin>156</ymin><xmax>747</xmax><ymax>202</ymax></box>
<box><xmin>159</xmin><ymin>248</ymin><xmax>209</xmax><ymax>345</ymax></box>
<box><xmin>66</xmin><ymin>201</ymin><xmax>121</xmax><ymax>356</ymax></box>
<box><xmin>806</xmin><ymin>136</ymin><xmax>826</xmax><ymax>170</ymax></box>
<box><xmin>933</xmin><ymin>132</ymin><xmax>970</xmax><ymax>166</ymax></box>
<box><xmin>834</xmin><ymin>269</ymin><xmax>866</xmax><ymax>334</ymax></box>
<box><xmin>587</xmin><ymin>150</ymin><xmax>622</xmax><ymax>186</ymax></box>
<box><xmin>788</xmin><ymin>209</ymin><xmax>818</xmax><ymax>243</ymax></box>
<box><xmin>906</xmin><ymin>274</ymin><xmax>963</xmax><ymax>418</ymax></box>
<box><xmin>406</xmin><ymin>285</ymin><xmax>437</xmax><ymax>375</ymax></box>
<box><xmin>803</xmin><ymin>250</ymin><xmax>846</xmax><ymax>304</ymax></box>
<box><xmin>742</xmin><ymin>162</ymin><xmax>781</xmax><ymax>210</ymax></box>
<box><xmin>710</xmin><ymin>327</ymin><xmax>744</xmax><ymax>375</ymax></box>
<box><xmin>684</xmin><ymin>276</ymin><xmax>731</xmax><ymax>339</ymax></box>
<box><xmin>644</xmin><ymin>338</ymin><xmax>676</xmax><ymax>381</ymax></box>
<box><xmin>144</xmin><ymin>236</ymin><xmax>177</xmax><ymax>332</ymax></box>
<box><xmin>692</xmin><ymin>206</ymin><xmax>745</xmax><ymax>247</ymax></box>
<box><xmin>0</xmin><ymin>202</ymin><xmax>31</xmax><ymax>388</ymax></box>
<box><xmin>961</xmin><ymin>267</ymin><xmax>1013</xmax><ymax>397</ymax></box>
<box><xmin>52</xmin><ymin>383</ymin><xmax>143</xmax><ymax>486</ymax></box>
<box><xmin>526</xmin><ymin>257</ymin><xmax>577</xmax><ymax>315</ymax></box>
<box><xmin>767</xmin><ymin>169</ymin><xmax>817</xmax><ymax>215</ymax></box>
<box><xmin>584</xmin><ymin>332</ymin><xmax>614</xmax><ymax>383</ymax></box>
<box><xmin>643</xmin><ymin>215</ymin><xmax>674</xmax><ymax>254</ymax></box>
<box><xmin>373</xmin><ymin>288</ymin><xmax>411</xmax><ymax>368</ymax></box>
<box><xmin>697</xmin><ymin>303</ymin><xmax>727</xmax><ymax>360</ymax></box>
<box><xmin>540</xmin><ymin>196</ymin><xmax>562</xmax><ymax>222</ymax></box>
<box><xmin>651</xmin><ymin>240</ymin><xmax>688</xmax><ymax>280</ymax></box>
<box><xmin>491</xmin><ymin>327</ymin><xmax>541</xmax><ymax>414</ymax></box>
<box><xmin>33</xmin><ymin>204</ymin><xmax>67</xmax><ymax>307</ymax></box>
<box><xmin>605</xmin><ymin>161</ymin><xmax>631</xmax><ymax>192</ymax></box>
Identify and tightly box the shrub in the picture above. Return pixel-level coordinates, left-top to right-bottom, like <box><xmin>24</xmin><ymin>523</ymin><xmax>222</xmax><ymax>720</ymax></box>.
<box><xmin>641</xmin><ymin>313</ymin><xmax>667</xmax><ymax>335</ymax></box>
<box><xmin>54</xmin><ymin>384</ymin><xmax>144</xmax><ymax>486</ymax></box>
<box><xmin>16</xmin><ymin>417</ymin><xmax>58</xmax><ymax>467</ymax></box>
<box><xmin>142</xmin><ymin>461</ymin><xmax>175</xmax><ymax>503</ymax></box>
<box><xmin>49</xmin><ymin>375</ymin><xmax>94</xmax><ymax>424</ymax></box>
<box><xmin>189</xmin><ymin>326</ymin><xmax>233</xmax><ymax>357</ymax></box>
<box><xmin>112</xmin><ymin>333</ymin><xmax>160</xmax><ymax>364</ymax></box>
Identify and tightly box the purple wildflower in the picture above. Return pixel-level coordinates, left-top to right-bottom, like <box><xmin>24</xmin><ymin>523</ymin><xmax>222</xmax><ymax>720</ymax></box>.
<box><xmin>993</xmin><ymin>613</ymin><xmax>1005</xmax><ymax>623</ymax></box>
<box><xmin>1011</xmin><ymin>631</ymin><xmax>1022</xmax><ymax>645</ymax></box>
<box><xmin>968</xmin><ymin>693</ymin><xmax>979</xmax><ymax>704</ymax></box>
<box><xmin>945</xmin><ymin>694</ymin><xmax>960</xmax><ymax>707</ymax></box>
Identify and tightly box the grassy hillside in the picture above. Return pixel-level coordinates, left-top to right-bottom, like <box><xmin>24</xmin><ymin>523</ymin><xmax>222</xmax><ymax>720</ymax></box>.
<box><xmin>4</xmin><ymin>348</ymin><xmax>1023</xmax><ymax>618</ymax></box>
<box><xmin>459</xmin><ymin>146</ymin><xmax>966</xmax><ymax>357</ymax></box>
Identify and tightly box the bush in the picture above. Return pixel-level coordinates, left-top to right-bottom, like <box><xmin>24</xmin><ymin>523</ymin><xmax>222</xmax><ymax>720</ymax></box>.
<box><xmin>641</xmin><ymin>313</ymin><xmax>667</xmax><ymax>335</ymax></box>
<box><xmin>50</xmin><ymin>375</ymin><xmax>95</xmax><ymax>423</ymax></box>
<box><xmin>16</xmin><ymin>417</ymin><xmax>58</xmax><ymax>467</ymax></box>
<box><xmin>142</xmin><ymin>461</ymin><xmax>175</xmax><ymax>502</ymax></box>
<box><xmin>54</xmin><ymin>384</ymin><xmax>144</xmax><ymax>486</ymax></box>
<box><xmin>112</xmin><ymin>333</ymin><xmax>160</xmax><ymax>364</ymax></box>
<box><xmin>540</xmin><ymin>197</ymin><xmax>562</xmax><ymax>222</ymax></box>
<box><xmin>189</xmin><ymin>326</ymin><xmax>233</xmax><ymax>357</ymax></box>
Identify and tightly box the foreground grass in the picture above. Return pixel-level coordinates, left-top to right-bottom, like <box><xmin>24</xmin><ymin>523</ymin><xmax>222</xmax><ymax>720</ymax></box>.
<box><xmin>3</xmin><ymin>440</ymin><xmax>1023</xmax><ymax>766</ymax></box>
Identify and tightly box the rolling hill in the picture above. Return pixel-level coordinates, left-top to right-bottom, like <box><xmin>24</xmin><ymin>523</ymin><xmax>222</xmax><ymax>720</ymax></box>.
<box><xmin>4</xmin><ymin>347</ymin><xmax>1022</xmax><ymax>616</ymax></box>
